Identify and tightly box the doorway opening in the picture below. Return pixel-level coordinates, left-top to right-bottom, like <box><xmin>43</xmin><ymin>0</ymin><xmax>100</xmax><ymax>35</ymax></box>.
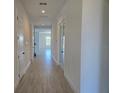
<box><xmin>58</xmin><ymin>19</ymin><xmax>65</xmax><ymax>70</ymax></box>
<box><xmin>17</xmin><ymin>31</ymin><xmax>25</xmax><ymax>79</ymax></box>
<box><xmin>39</xmin><ymin>31</ymin><xmax>51</xmax><ymax>51</ymax></box>
<box><xmin>33</xmin><ymin>26</ymin><xmax>51</xmax><ymax>57</ymax></box>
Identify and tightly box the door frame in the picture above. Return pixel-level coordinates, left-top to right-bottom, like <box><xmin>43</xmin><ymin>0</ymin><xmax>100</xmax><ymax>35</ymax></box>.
<box><xmin>57</xmin><ymin>18</ymin><xmax>65</xmax><ymax>69</ymax></box>
<box><xmin>17</xmin><ymin>28</ymin><xmax>25</xmax><ymax>79</ymax></box>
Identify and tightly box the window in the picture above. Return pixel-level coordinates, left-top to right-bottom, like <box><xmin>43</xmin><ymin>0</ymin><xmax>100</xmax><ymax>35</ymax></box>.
<box><xmin>45</xmin><ymin>36</ymin><xmax>51</xmax><ymax>47</ymax></box>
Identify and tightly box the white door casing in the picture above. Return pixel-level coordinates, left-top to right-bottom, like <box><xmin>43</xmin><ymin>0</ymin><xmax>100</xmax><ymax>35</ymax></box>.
<box><xmin>17</xmin><ymin>14</ymin><xmax>25</xmax><ymax>79</ymax></box>
<box><xmin>58</xmin><ymin>19</ymin><xmax>65</xmax><ymax>70</ymax></box>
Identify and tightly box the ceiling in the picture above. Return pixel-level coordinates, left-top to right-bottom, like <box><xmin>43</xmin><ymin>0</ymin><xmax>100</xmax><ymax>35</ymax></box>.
<box><xmin>20</xmin><ymin>0</ymin><xmax>66</xmax><ymax>26</ymax></box>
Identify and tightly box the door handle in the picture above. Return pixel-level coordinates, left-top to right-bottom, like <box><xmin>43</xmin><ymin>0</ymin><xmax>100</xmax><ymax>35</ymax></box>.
<box><xmin>61</xmin><ymin>50</ymin><xmax>64</xmax><ymax>53</ymax></box>
<box><xmin>22</xmin><ymin>52</ymin><xmax>25</xmax><ymax>54</ymax></box>
<box><xmin>34</xmin><ymin>43</ymin><xmax>36</xmax><ymax>46</ymax></box>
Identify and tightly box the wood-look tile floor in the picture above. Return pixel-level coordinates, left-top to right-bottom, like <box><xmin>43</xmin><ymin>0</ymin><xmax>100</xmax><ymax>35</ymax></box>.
<box><xmin>15</xmin><ymin>49</ymin><xmax>74</xmax><ymax>93</ymax></box>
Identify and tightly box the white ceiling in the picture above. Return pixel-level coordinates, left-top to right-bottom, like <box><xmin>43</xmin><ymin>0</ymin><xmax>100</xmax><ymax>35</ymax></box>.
<box><xmin>20</xmin><ymin>0</ymin><xmax>66</xmax><ymax>26</ymax></box>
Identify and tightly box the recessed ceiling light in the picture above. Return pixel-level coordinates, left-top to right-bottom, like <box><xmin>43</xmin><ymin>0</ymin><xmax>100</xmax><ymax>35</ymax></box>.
<box><xmin>41</xmin><ymin>24</ymin><xmax>45</xmax><ymax>26</ymax></box>
<box><xmin>42</xmin><ymin>10</ymin><xmax>45</xmax><ymax>14</ymax></box>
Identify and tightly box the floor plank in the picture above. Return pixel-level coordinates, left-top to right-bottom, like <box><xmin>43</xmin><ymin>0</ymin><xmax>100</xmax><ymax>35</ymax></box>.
<box><xmin>15</xmin><ymin>49</ymin><xmax>74</xmax><ymax>93</ymax></box>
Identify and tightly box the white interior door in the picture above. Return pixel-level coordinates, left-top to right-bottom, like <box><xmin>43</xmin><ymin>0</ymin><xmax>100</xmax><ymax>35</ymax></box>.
<box><xmin>59</xmin><ymin>22</ymin><xmax>65</xmax><ymax>69</ymax></box>
<box><xmin>32</xmin><ymin>30</ymin><xmax>34</xmax><ymax>57</ymax></box>
<box><xmin>34</xmin><ymin>31</ymin><xmax>39</xmax><ymax>55</ymax></box>
<box><xmin>17</xmin><ymin>31</ymin><xmax>25</xmax><ymax>78</ymax></box>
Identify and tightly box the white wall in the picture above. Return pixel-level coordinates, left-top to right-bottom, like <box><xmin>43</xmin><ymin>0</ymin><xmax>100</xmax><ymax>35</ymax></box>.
<box><xmin>80</xmin><ymin>0</ymin><xmax>109</xmax><ymax>93</ymax></box>
<box><xmin>49</xmin><ymin>0</ymin><xmax>109</xmax><ymax>93</ymax></box>
<box><xmin>52</xmin><ymin>0</ymin><xmax>82</xmax><ymax>93</ymax></box>
<box><xmin>51</xmin><ymin>22</ymin><xmax>58</xmax><ymax>63</ymax></box>
<box><xmin>14</xmin><ymin>0</ymin><xmax>32</xmax><ymax>89</ymax></box>
<box><xmin>99</xmin><ymin>0</ymin><xmax>109</xmax><ymax>93</ymax></box>
<box><xmin>64</xmin><ymin>1</ymin><xmax>82</xmax><ymax>93</ymax></box>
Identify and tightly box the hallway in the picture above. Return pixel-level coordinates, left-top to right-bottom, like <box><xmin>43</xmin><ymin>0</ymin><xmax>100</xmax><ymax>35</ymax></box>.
<box><xmin>15</xmin><ymin>49</ymin><xmax>74</xmax><ymax>93</ymax></box>
<box><xmin>14</xmin><ymin>0</ymin><xmax>109</xmax><ymax>93</ymax></box>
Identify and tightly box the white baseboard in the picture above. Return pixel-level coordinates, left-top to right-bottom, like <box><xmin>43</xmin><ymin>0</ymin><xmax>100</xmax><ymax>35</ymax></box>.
<box><xmin>64</xmin><ymin>73</ymin><xmax>78</xmax><ymax>93</ymax></box>
<box><xmin>23</xmin><ymin>61</ymin><xmax>31</xmax><ymax>76</ymax></box>
<box><xmin>14</xmin><ymin>76</ymin><xmax>20</xmax><ymax>91</ymax></box>
<box><xmin>14</xmin><ymin>61</ymin><xmax>31</xmax><ymax>91</ymax></box>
